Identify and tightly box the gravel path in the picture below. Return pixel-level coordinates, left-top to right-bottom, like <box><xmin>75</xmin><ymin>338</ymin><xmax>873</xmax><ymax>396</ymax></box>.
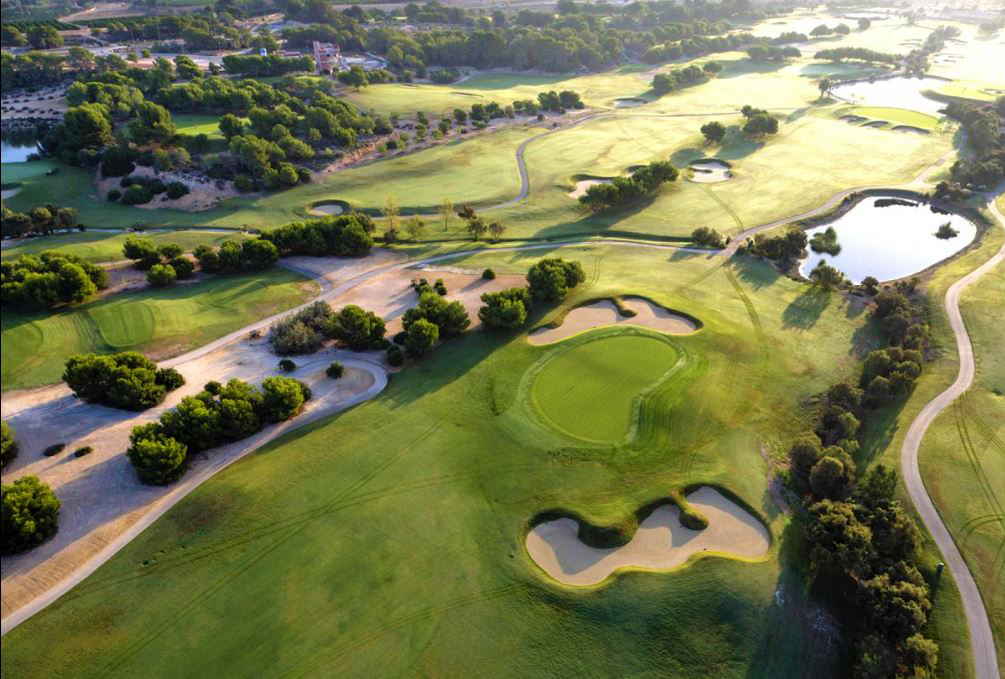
<box><xmin>899</xmin><ymin>187</ymin><xmax>1004</xmax><ymax>679</ymax></box>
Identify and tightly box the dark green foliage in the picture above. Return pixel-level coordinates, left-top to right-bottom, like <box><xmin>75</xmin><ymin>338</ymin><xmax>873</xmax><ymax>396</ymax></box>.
<box><xmin>63</xmin><ymin>351</ymin><xmax>182</xmax><ymax>411</ymax></box>
<box><xmin>815</xmin><ymin>47</ymin><xmax>899</xmax><ymax>64</ymax></box>
<box><xmin>478</xmin><ymin>287</ymin><xmax>531</xmax><ymax>330</ymax></box>
<box><xmin>73</xmin><ymin>446</ymin><xmax>93</xmax><ymax>458</ymax></box>
<box><xmin>325</xmin><ymin>304</ymin><xmax>386</xmax><ymax>351</ymax></box>
<box><xmin>326</xmin><ymin>361</ymin><xmax>345</xmax><ymax>379</ymax></box>
<box><xmin>809</xmin><ymin>226</ymin><xmax>841</xmax><ymax>255</ymax></box>
<box><xmin>402</xmin><ymin>291</ymin><xmax>470</xmax><ymax>339</ymax></box>
<box><xmin>690</xmin><ymin>226</ymin><xmax>725</xmax><ymax>248</ymax></box>
<box><xmin>482</xmin><ymin>268</ymin><xmax>496</xmax><ymax>280</ymax></box>
<box><xmin>169</xmin><ymin>256</ymin><xmax>195</xmax><ymax>279</ymax></box>
<box><xmin>699</xmin><ymin>121</ymin><xmax>726</xmax><ymax>143</ymax></box>
<box><xmin>386</xmin><ymin>344</ymin><xmax>404</xmax><ymax>366</ymax></box>
<box><xmin>526</xmin><ymin>258</ymin><xmax>586</xmax><ymax>302</ymax></box>
<box><xmin>261</xmin><ymin>214</ymin><xmax>374</xmax><ymax>258</ymax></box>
<box><xmin>127</xmin><ymin>432</ymin><xmax>188</xmax><ymax>485</ymax></box>
<box><xmin>155</xmin><ymin>368</ymin><xmax>185</xmax><ymax>391</ymax></box>
<box><xmin>147</xmin><ymin>264</ymin><xmax>177</xmax><ymax>287</ymax></box>
<box><xmin>579</xmin><ymin>160</ymin><xmax>679</xmax><ymax>211</ymax></box>
<box><xmin>242</xmin><ymin>239</ymin><xmax>279</xmax><ymax>270</ymax></box>
<box><xmin>2</xmin><ymin>476</ymin><xmax>60</xmax><ymax>555</ymax></box>
<box><xmin>746</xmin><ymin>44</ymin><xmax>801</xmax><ymax>61</ymax></box>
<box><xmin>1</xmin><ymin>252</ymin><xmax>107</xmax><ymax>310</ymax></box>
<box><xmin>260</xmin><ymin>376</ymin><xmax>309</xmax><ymax>423</ymax></box>
<box><xmin>123</xmin><ymin>236</ymin><xmax>161</xmax><ymax>269</ymax></box>
<box><xmin>404</xmin><ymin>318</ymin><xmax>439</xmax><ymax>358</ymax></box>
<box><xmin>278</xmin><ymin>359</ymin><xmax>297</xmax><ymax>373</ymax></box>
<box><xmin>746</xmin><ymin>228</ymin><xmax>807</xmax><ymax>262</ymax></box>
<box><xmin>43</xmin><ymin>443</ymin><xmax>66</xmax><ymax>457</ymax></box>
<box><xmin>742</xmin><ymin>113</ymin><xmax>779</xmax><ymax>136</ymax></box>
<box><xmin>1</xmin><ymin>421</ymin><xmax>18</xmax><ymax>468</ymax></box>
<box><xmin>269</xmin><ymin>301</ymin><xmax>334</xmax><ymax>355</ymax></box>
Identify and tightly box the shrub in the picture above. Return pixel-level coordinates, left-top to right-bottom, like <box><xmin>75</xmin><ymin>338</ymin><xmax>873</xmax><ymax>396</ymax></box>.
<box><xmin>1</xmin><ymin>252</ymin><xmax>108</xmax><ymax>310</ymax></box>
<box><xmin>260</xmin><ymin>376</ymin><xmax>307</xmax><ymax>422</ymax></box>
<box><xmin>482</xmin><ymin>268</ymin><xmax>496</xmax><ymax>280</ymax></box>
<box><xmin>691</xmin><ymin>226</ymin><xmax>725</xmax><ymax>248</ymax></box>
<box><xmin>107</xmin><ymin>188</ymin><xmax>121</xmax><ymax>202</ymax></box>
<box><xmin>326</xmin><ymin>361</ymin><xmax>345</xmax><ymax>378</ymax></box>
<box><xmin>386</xmin><ymin>344</ymin><xmax>404</xmax><ymax>366</ymax></box>
<box><xmin>122</xmin><ymin>236</ymin><xmax>161</xmax><ymax>269</ymax></box>
<box><xmin>278</xmin><ymin>358</ymin><xmax>297</xmax><ymax>372</ymax></box>
<box><xmin>73</xmin><ymin>446</ymin><xmax>93</xmax><ymax>457</ymax></box>
<box><xmin>1</xmin><ymin>476</ymin><xmax>60</xmax><ymax>555</ymax></box>
<box><xmin>147</xmin><ymin>264</ymin><xmax>177</xmax><ymax>287</ymax></box>
<box><xmin>165</xmin><ymin>181</ymin><xmax>190</xmax><ymax>199</ymax></box>
<box><xmin>43</xmin><ymin>442</ymin><xmax>66</xmax><ymax>457</ymax></box>
<box><xmin>155</xmin><ymin>367</ymin><xmax>185</xmax><ymax>391</ymax></box>
<box><xmin>64</xmin><ymin>351</ymin><xmax>181</xmax><ymax>410</ymax></box>
<box><xmin>325</xmin><ymin>304</ymin><xmax>386</xmax><ymax>351</ymax></box>
<box><xmin>269</xmin><ymin>301</ymin><xmax>335</xmax><ymax>355</ymax></box>
<box><xmin>127</xmin><ymin>434</ymin><xmax>188</xmax><ymax>485</ymax></box>
<box><xmin>121</xmin><ymin>184</ymin><xmax>153</xmax><ymax>205</ymax></box>
<box><xmin>404</xmin><ymin>317</ymin><xmax>439</xmax><ymax>357</ymax></box>
<box><xmin>1</xmin><ymin>421</ymin><xmax>19</xmax><ymax>468</ymax></box>
<box><xmin>527</xmin><ymin>258</ymin><xmax>585</xmax><ymax>302</ymax></box>
<box><xmin>402</xmin><ymin>291</ymin><xmax>470</xmax><ymax>339</ymax></box>
<box><xmin>479</xmin><ymin>287</ymin><xmax>531</xmax><ymax>330</ymax></box>
<box><xmin>169</xmin><ymin>256</ymin><xmax>195</xmax><ymax>279</ymax></box>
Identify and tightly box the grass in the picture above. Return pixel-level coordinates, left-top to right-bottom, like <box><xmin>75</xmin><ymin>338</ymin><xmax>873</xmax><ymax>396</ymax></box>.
<box><xmin>1</xmin><ymin>230</ymin><xmax>252</xmax><ymax>263</ymax></box>
<box><xmin>1</xmin><ymin>268</ymin><xmax>317</xmax><ymax>390</ymax></box>
<box><xmin>841</xmin><ymin>106</ymin><xmax>941</xmax><ymax>131</ymax></box>
<box><xmin>1</xmin><ymin>245</ymin><xmax>888</xmax><ymax>678</ymax></box>
<box><xmin>172</xmin><ymin>113</ymin><xmax>233</xmax><ymax>140</ymax></box>
<box><xmin>529</xmin><ymin>331</ymin><xmax>683</xmax><ymax>443</ymax></box>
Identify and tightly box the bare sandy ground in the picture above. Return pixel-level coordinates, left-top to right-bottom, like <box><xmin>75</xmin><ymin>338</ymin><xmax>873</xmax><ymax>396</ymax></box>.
<box><xmin>526</xmin><ymin>487</ymin><xmax>770</xmax><ymax>586</ymax></box>
<box><xmin>60</xmin><ymin>2</ymin><xmax>141</xmax><ymax>21</ymax></box>
<box><xmin>567</xmin><ymin>178</ymin><xmax>612</xmax><ymax>199</ymax></box>
<box><xmin>97</xmin><ymin>165</ymin><xmax>238</xmax><ymax>212</ymax></box>
<box><xmin>528</xmin><ymin>298</ymin><xmax>698</xmax><ymax>345</ymax></box>
<box><xmin>687</xmin><ymin>161</ymin><xmax>733</xmax><ymax>184</ymax></box>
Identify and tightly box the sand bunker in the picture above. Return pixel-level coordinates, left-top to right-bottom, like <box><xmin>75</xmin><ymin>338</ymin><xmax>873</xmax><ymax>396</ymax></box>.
<box><xmin>567</xmin><ymin>178</ymin><xmax>612</xmax><ymax>199</ymax></box>
<box><xmin>614</xmin><ymin>98</ymin><xmax>646</xmax><ymax>108</ymax></box>
<box><xmin>840</xmin><ymin>114</ymin><xmax>867</xmax><ymax>123</ymax></box>
<box><xmin>687</xmin><ymin>159</ymin><xmax>732</xmax><ymax>183</ymax></box>
<box><xmin>526</xmin><ymin>487</ymin><xmax>770</xmax><ymax>586</ymax></box>
<box><xmin>892</xmin><ymin>125</ymin><xmax>930</xmax><ymax>135</ymax></box>
<box><xmin>863</xmin><ymin>120</ymin><xmax>887</xmax><ymax>128</ymax></box>
<box><xmin>528</xmin><ymin>298</ymin><xmax>698</xmax><ymax>345</ymax></box>
<box><xmin>307</xmin><ymin>200</ymin><xmax>348</xmax><ymax>216</ymax></box>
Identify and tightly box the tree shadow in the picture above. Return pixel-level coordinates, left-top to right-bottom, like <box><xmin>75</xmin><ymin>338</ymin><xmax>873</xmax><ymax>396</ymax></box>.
<box><xmin>730</xmin><ymin>255</ymin><xmax>781</xmax><ymax>290</ymax></box>
<box><xmin>714</xmin><ymin>128</ymin><xmax>764</xmax><ymax>161</ymax></box>
<box><xmin>716</xmin><ymin>59</ymin><xmax>789</xmax><ymax>78</ymax></box>
<box><xmin>782</xmin><ymin>287</ymin><xmax>831</xmax><ymax>330</ymax></box>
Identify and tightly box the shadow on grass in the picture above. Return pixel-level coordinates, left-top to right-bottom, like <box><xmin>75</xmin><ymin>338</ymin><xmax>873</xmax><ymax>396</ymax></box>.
<box><xmin>730</xmin><ymin>255</ymin><xmax>781</xmax><ymax>291</ymax></box>
<box><xmin>716</xmin><ymin>59</ymin><xmax>789</xmax><ymax>79</ymax></box>
<box><xmin>782</xmin><ymin>287</ymin><xmax>832</xmax><ymax>330</ymax></box>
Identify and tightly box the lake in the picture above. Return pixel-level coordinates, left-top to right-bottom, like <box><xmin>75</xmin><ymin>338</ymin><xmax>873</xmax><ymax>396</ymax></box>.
<box><xmin>828</xmin><ymin>76</ymin><xmax>948</xmax><ymax>116</ymax></box>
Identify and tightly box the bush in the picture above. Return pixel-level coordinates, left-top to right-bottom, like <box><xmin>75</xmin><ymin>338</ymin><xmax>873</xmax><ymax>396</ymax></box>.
<box><xmin>165</xmin><ymin>181</ymin><xmax>190</xmax><ymax>199</ymax></box>
<box><xmin>691</xmin><ymin>226</ymin><xmax>725</xmax><ymax>248</ymax></box>
<box><xmin>64</xmin><ymin>351</ymin><xmax>181</xmax><ymax>410</ymax></box>
<box><xmin>2</xmin><ymin>476</ymin><xmax>60</xmax><ymax>555</ymax></box>
<box><xmin>169</xmin><ymin>256</ymin><xmax>195</xmax><ymax>279</ymax></box>
<box><xmin>278</xmin><ymin>358</ymin><xmax>297</xmax><ymax>372</ymax></box>
<box><xmin>73</xmin><ymin>446</ymin><xmax>93</xmax><ymax>457</ymax></box>
<box><xmin>260</xmin><ymin>376</ymin><xmax>307</xmax><ymax>422</ymax></box>
<box><xmin>325</xmin><ymin>304</ymin><xmax>386</xmax><ymax>351</ymax></box>
<box><xmin>43</xmin><ymin>442</ymin><xmax>66</xmax><ymax>457</ymax></box>
<box><xmin>404</xmin><ymin>317</ymin><xmax>439</xmax><ymax>357</ymax></box>
<box><xmin>479</xmin><ymin>287</ymin><xmax>531</xmax><ymax>330</ymax></box>
<box><xmin>1</xmin><ymin>421</ymin><xmax>19</xmax><ymax>468</ymax></box>
<box><xmin>127</xmin><ymin>434</ymin><xmax>188</xmax><ymax>485</ymax></box>
<box><xmin>402</xmin><ymin>291</ymin><xmax>470</xmax><ymax>339</ymax></box>
<box><xmin>147</xmin><ymin>264</ymin><xmax>177</xmax><ymax>287</ymax></box>
<box><xmin>326</xmin><ymin>361</ymin><xmax>345</xmax><ymax>378</ymax></box>
<box><xmin>269</xmin><ymin>301</ymin><xmax>334</xmax><ymax>355</ymax></box>
<box><xmin>155</xmin><ymin>367</ymin><xmax>185</xmax><ymax>391</ymax></box>
<box><xmin>386</xmin><ymin>344</ymin><xmax>404</xmax><ymax>366</ymax></box>
<box><xmin>527</xmin><ymin>257</ymin><xmax>586</xmax><ymax>302</ymax></box>
<box><xmin>107</xmin><ymin>188</ymin><xmax>121</xmax><ymax>202</ymax></box>
<box><xmin>482</xmin><ymin>268</ymin><xmax>496</xmax><ymax>280</ymax></box>
<box><xmin>121</xmin><ymin>184</ymin><xmax>153</xmax><ymax>205</ymax></box>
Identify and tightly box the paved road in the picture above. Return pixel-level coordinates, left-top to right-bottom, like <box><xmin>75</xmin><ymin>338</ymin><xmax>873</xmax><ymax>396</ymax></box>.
<box><xmin>899</xmin><ymin>188</ymin><xmax>1004</xmax><ymax>679</ymax></box>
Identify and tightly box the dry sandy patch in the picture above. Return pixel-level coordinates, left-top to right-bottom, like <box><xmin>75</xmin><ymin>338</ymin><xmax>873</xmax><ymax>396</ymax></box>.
<box><xmin>528</xmin><ymin>297</ymin><xmax>698</xmax><ymax>345</ymax></box>
<box><xmin>97</xmin><ymin>165</ymin><xmax>239</xmax><ymax>212</ymax></box>
<box><xmin>526</xmin><ymin>487</ymin><xmax>770</xmax><ymax>586</ymax></box>
<box><xmin>567</xmin><ymin>178</ymin><xmax>612</xmax><ymax>199</ymax></box>
<box><xmin>687</xmin><ymin>160</ymin><xmax>733</xmax><ymax>184</ymax></box>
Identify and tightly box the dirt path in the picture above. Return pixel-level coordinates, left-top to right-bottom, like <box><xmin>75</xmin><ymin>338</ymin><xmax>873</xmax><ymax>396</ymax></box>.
<box><xmin>899</xmin><ymin>187</ymin><xmax>1004</xmax><ymax>679</ymax></box>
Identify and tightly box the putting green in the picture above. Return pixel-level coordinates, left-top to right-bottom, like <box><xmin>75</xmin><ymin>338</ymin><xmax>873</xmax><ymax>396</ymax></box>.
<box><xmin>530</xmin><ymin>332</ymin><xmax>681</xmax><ymax>443</ymax></box>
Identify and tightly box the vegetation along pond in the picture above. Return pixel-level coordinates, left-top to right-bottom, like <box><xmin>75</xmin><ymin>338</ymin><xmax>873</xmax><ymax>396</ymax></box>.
<box><xmin>798</xmin><ymin>196</ymin><xmax>977</xmax><ymax>283</ymax></box>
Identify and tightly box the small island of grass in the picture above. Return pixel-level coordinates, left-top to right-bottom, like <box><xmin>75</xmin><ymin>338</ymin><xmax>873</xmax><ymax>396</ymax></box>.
<box><xmin>935</xmin><ymin>222</ymin><xmax>959</xmax><ymax>239</ymax></box>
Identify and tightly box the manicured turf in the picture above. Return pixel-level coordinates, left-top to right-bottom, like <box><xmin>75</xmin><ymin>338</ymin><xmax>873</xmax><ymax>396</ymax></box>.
<box><xmin>1</xmin><ymin>230</ymin><xmax>252</xmax><ymax>263</ymax></box>
<box><xmin>2</xmin><ymin>245</ymin><xmax>891</xmax><ymax>678</ymax></box>
<box><xmin>933</xmin><ymin>81</ymin><xmax>1003</xmax><ymax>103</ymax></box>
<box><xmin>1</xmin><ymin>268</ymin><xmax>317</xmax><ymax>390</ymax></box>
<box><xmin>530</xmin><ymin>331</ymin><xmax>682</xmax><ymax>443</ymax></box>
<box><xmin>172</xmin><ymin>113</ymin><xmax>232</xmax><ymax>140</ymax></box>
<box><xmin>842</xmin><ymin>106</ymin><xmax>941</xmax><ymax>131</ymax></box>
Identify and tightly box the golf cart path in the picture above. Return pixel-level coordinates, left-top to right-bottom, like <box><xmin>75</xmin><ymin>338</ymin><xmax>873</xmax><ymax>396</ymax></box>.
<box><xmin>899</xmin><ymin>187</ymin><xmax>1004</xmax><ymax>679</ymax></box>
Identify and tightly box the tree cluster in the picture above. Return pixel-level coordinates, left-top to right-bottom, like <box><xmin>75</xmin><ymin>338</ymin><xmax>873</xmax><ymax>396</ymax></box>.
<box><xmin>221</xmin><ymin>54</ymin><xmax>314</xmax><ymax>77</ymax></box>
<box><xmin>814</xmin><ymin>47</ymin><xmax>899</xmax><ymax>64</ymax></box>
<box><xmin>944</xmin><ymin>99</ymin><xmax>1004</xmax><ymax>190</ymax></box>
<box><xmin>261</xmin><ymin>213</ymin><xmax>374</xmax><ymax>257</ymax></box>
<box><xmin>2</xmin><ymin>203</ymin><xmax>80</xmax><ymax>238</ymax></box>
<box><xmin>127</xmin><ymin>376</ymin><xmax>311</xmax><ymax>485</ymax></box>
<box><xmin>1</xmin><ymin>251</ymin><xmax>108</xmax><ymax>310</ymax></box>
<box><xmin>746</xmin><ymin>44</ymin><xmax>801</xmax><ymax>62</ymax></box>
<box><xmin>269</xmin><ymin>300</ymin><xmax>387</xmax><ymax>355</ymax></box>
<box><xmin>579</xmin><ymin>160</ymin><xmax>680</xmax><ymax>212</ymax></box>
<box><xmin>2</xmin><ymin>475</ymin><xmax>60</xmax><ymax>555</ymax></box>
<box><xmin>651</xmin><ymin>63</ymin><xmax>717</xmax><ymax>95</ymax></box>
<box><xmin>743</xmin><ymin>228</ymin><xmax>807</xmax><ymax>263</ymax></box>
<box><xmin>63</xmin><ymin>351</ymin><xmax>185</xmax><ymax>411</ymax></box>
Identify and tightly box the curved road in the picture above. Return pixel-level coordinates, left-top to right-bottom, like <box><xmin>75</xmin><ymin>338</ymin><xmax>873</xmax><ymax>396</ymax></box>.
<box><xmin>899</xmin><ymin>189</ymin><xmax>1004</xmax><ymax>679</ymax></box>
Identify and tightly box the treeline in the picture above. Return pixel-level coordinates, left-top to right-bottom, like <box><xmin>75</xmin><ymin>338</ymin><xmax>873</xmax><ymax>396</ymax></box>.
<box><xmin>787</xmin><ymin>283</ymin><xmax>937</xmax><ymax>677</ymax></box>
<box><xmin>1</xmin><ymin>203</ymin><xmax>81</xmax><ymax>238</ymax></box>
<box><xmin>64</xmin><ymin>351</ymin><xmax>185</xmax><ymax>411</ymax></box>
<box><xmin>1</xmin><ymin>251</ymin><xmax>108</xmax><ymax>310</ymax></box>
<box><xmin>815</xmin><ymin>47</ymin><xmax>900</xmax><ymax>65</ymax></box>
<box><xmin>944</xmin><ymin>98</ymin><xmax>1005</xmax><ymax>190</ymax></box>
<box><xmin>260</xmin><ymin>213</ymin><xmax>375</xmax><ymax>258</ymax></box>
<box><xmin>651</xmin><ymin>62</ymin><xmax>720</xmax><ymax>95</ymax></box>
<box><xmin>746</xmin><ymin>44</ymin><xmax>801</xmax><ymax>62</ymax></box>
<box><xmin>220</xmin><ymin>54</ymin><xmax>315</xmax><ymax>77</ymax></box>
<box><xmin>642</xmin><ymin>32</ymin><xmax>754</xmax><ymax>64</ymax></box>
<box><xmin>127</xmin><ymin>376</ymin><xmax>311</xmax><ymax>485</ymax></box>
<box><xmin>579</xmin><ymin>161</ymin><xmax>680</xmax><ymax>212</ymax></box>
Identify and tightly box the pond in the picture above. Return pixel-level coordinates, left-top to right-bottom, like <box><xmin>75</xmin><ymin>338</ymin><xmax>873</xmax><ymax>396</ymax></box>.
<box><xmin>1</xmin><ymin>139</ymin><xmax>40</xmax><ymax>163</ymax></box>
<box><xmin>798</xmin><ymin>196</ymin><xmax>977</xmax><ymax>283</ymax></box>
<box><xmin>828</xmin><ymin>76</ymin><xmax>948</xmax><ymax>116</ymax></box>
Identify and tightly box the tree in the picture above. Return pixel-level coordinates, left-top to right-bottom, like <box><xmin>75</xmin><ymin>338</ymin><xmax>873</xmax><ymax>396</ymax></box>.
<box><xmin>527</xmin><ymin>257</ymin><xmax>586</xmax><ymax>302</ymax></box>
<box><xmin>488</xmin><ymin>221</ymin><xmax>506</xmax><ymax>242</ymax></box>
<box><xmin>479</xmin><ymin>287</ymin><xmax>531</xmax><ymax>330</ymax></box>
<box><xmin>403</xmin><ymin>291</ymin><xmax>470</xmax><ymax>338</ymax></box>
<box><xmin>404</xmin><ymin>318</ymin><xmax>438</xmax><ymax>357</ymax></box>
<box><xmin>382</xmin><ymin>194</ymin><xmax>400</xmax><ymax>241</ymax></box>
<box><xmin>338</xmin><ymin>65</ymin><xmax>368</xmax><ymax>90</ymax></box>
<box><xmin>742</xmin><ymin>114</ymin><xmax>779</xmax><ymax>136</ymax></box>
<box><xmin>28</xmin><ymin>25</ymin><xmax>63</xmax><ymax>49</ymax></box>
<box><xmin>219</xmin><ymin>113</ymin><xmax>245</xmax><ymax>139</ymax></box>
<box><xmin>127</xmin><ymin>434</ymin><xmax>188</xmax><ymax>485</ymax></box>
<box><xmin>439</xmin><ymin>198</ymin><xmax>454</xmax><ymax>232</ymax></box>
<box><xmin>1</xmin><ymin>25</ymin><xmax>28</xmax><ymax>47</ymax></box>
<box><xmin>1</xmin><ymin>421</ymin><xmax>17</xmax><ymax>468</ymax></box>
<box><xmin>326</xmin><ymin>304</ymin><xmax>386</xmax><ymax>351</ymax></box>
<box><xmin>326</xmin><ymin>361</ymin><xmax>345</xmax><ymax>378</ymax></box>
<box><xmin>63</xmin><ymin>351</ymin><xmax>180</xmax><ymax>410</ymax></box>
<box><xmin>61</xmin><ymin>103</ymin><xmax>113</xmax><ymax>152</ymax></box>
<box><xmin>651</xmin><ymin>72</ymin><xmax>677</xmax><ymax>95</ymax></box>
<box><xmin>809</xmin><ymin>455</ymin><xmax>855</xmax><ymax>500</ymax></box>
<box><xmin>129</xmin><ymin>101</ymin><xmax>176</xmax><ymax>145</ymax></box>
<box><xmin>818</xmin><ymin>78</ymin><xmax>832</xmax><ymax>99</ymax></box>
<box><xmin>260</xmin><ymin>376</ymin><xmax>307</xmax><ymax>422</ymax></box>
<box><xmin>405</xmin><ymin>216</ymin><xmax>426</xmax><ymax>241</ymax></box>
<box><xmin>858</xmin><ymin>18</ymin><xmax>871</xmax><ymax>30</ymax></box>
<box><xmin>466</xmin><ymin>217</ymin><xmax>488</xmax><ymax>241</ymax></box>
<box><xmin>123</xmin><ymin>236</ymin><xmax>161</xmax><ymax>268</ymax></box>
<box><xmin>2</xmin><ymin>476</ymin><xmax>60</xmax><ymax>554</ymax></box>
<box><xmin>700</xmin><ymin>121</ymin><xmax>726</xmax><ymax>144</ymax></box>
<box><xmin>147</xmin><ymin>264</ymin><xmax>177</xmax><ymax>287</ymax></box>
<box><xmin>160</xmin><ymin>395</ymin><xmax>222</xmax><ymax>452</ymax></box>
<box><xmin>242</xmin><ymin>238</ymin><xmax>278</xmax><ymax>270</ymax></box>
<box><xmin>691</xmin><ymin>227</ymin><xmax>725</xmax><ymax>248</ymax></box>
<box><xmin>810</xmin><ymin>261</ymin><xmax>844</xmax><ymax>290</ymax></box>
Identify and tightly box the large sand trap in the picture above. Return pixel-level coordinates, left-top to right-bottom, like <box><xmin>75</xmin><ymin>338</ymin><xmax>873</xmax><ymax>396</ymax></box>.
<box><xmin>567</xmin><ymin>178</ymin><xmax>612</xmax><ymax>199</ymax></box>
<box><xmin>307</xmin><ymin>201</ymin><xmax>347</xmax><ymax>216</ymax></box>
<box><xmin>687</xmin><ymin>160</ymin><xmax>733</xmax><ymax>183</ymax></box>
<box><xmin>526</xmin><ymin>487</ymin><xmax>770</xmax><ymax>586</ymax></box>
<box><xmin>613</xmin><ymin>98</ymin><xmax>646</xmax><ymax>108</ymax></box>
<box><xmin>528</xmin><ymin>298</ymin><xmax>698</xmax><ymax>345</ymax></box>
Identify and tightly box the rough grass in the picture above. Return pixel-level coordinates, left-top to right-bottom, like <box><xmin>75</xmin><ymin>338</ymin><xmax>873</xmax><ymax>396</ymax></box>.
<box><xmin>1</xmin><ymin>230</ymin><xmax>252</xmax><ymax>263</ymax></box>
<box><xmin>530</xmin><ymin>331</ymin><xmax>682</xmax><ymax>443</ymax></box>
<box><xmin>1</xmin><ymin>245</ymin><xmax>887</xmax><ymax>678</ymax></box>
<box><xmin>1</xmin><ymin>268</ymin><xmax>317</xmax><ymax>390</ymax></box>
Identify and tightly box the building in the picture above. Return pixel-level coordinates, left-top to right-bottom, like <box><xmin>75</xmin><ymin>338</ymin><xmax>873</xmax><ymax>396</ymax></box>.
<box><xmin>312</xmin><ymin>41</ymin><xmax>344</xmax><ymax>74</ymax></box>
